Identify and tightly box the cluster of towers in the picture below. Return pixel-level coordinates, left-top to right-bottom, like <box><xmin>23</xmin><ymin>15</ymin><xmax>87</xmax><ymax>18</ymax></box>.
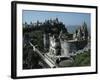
<box><xmin>73</xmin><ymin>26</ymin><xmax>89</xmax><ymax>41</ymax></box>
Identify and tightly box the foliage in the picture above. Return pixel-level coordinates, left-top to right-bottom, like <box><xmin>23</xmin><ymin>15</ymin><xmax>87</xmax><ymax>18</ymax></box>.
<box><xmin>23</xmin><ymin>44</ymin><xmax>43</xmax><ymax>69</ymax></box>
<box><xmin>58</xmin><ymin>50</ymin><xmax>90</xmax><ymax>67</ymax></box>
<box><xmin>23</xmin><ymin>18</ymin><xmax>68</xmax><ymax>35</ymax></box>
<box><xmin>71</xmin><ymin>50</ymin><xmax>91</xmax><ymax>67</ymax></box>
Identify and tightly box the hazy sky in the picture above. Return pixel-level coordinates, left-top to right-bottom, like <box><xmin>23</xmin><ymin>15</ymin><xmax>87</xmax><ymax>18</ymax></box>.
<box><xmin>22</xmin><ymin>10</ymin><xmax>91</xmax><ymax>27</ymax></box>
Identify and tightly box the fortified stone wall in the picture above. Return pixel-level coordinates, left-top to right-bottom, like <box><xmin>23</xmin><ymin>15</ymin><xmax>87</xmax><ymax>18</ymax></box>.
<box><xmin>61</xmin><ymin>40</ymin><xmax>88</xmax><ymax>57</ymax></box>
